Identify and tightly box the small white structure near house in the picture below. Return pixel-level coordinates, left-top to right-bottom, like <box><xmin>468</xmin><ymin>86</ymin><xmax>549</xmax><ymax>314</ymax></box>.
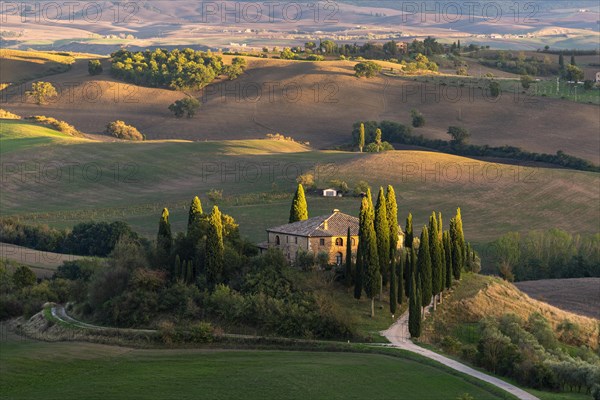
<box><xmin>322</xmin><ymin>188</ymin><xmax>338</xmax><ymax>197</ymax></box>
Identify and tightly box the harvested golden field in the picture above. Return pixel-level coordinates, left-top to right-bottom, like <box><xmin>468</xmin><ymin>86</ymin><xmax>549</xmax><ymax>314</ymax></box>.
<box><xmin>2</xmin><ymin>55</ymin><xmax>598</xmax><ymax>163</ymax></box>
<box><xmin>515</xmin><ymin>278</ymin><xmax>600</xmax><ymax>320</ymax></box>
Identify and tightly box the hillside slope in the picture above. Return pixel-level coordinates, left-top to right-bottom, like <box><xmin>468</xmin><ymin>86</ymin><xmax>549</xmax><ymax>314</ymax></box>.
<box><xmin>424</xmin><ymin>274</ymin><xmax>599</xmax><ymax>349</ymax></box>
<box><xmin>1</xmin><ymin>121</ymin><xmax>598</xmax><ymax>244</ymax></box>
<box><xmin>1</xmin><ymin>56</ymin><xmax>598</xmax><ymax>163</ymax></box>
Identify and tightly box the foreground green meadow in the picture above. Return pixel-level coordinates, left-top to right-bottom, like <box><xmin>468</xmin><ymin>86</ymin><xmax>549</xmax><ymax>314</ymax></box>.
<box><xmin>0</xmin><ymin>337</ymin><xmax>511</xmax><ymax>400</ymax></box>
<box><xmin>1</xmin><ymin>120</ymin><xmax>598</xmax><ymax>244</ymax></box>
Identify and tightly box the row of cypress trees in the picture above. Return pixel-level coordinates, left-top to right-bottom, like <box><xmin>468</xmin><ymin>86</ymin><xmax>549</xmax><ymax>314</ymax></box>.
<box><xmin>407</xmin><ymin>208</ymin><xmax>471</xmax><ymax>338</ymax></box>
<box><xmin>351</xmin><ymin>186</ymin><xmax>400</xmax><ymax>318</ymax></box>
<box><xmin>156</xmin><ymin>196</ymin><xmax>225</xmax><ymax>288</ymax></box>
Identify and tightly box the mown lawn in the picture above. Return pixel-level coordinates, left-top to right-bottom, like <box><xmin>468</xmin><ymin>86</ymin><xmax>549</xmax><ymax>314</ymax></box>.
<box><xmin>0</xmin><ymin>338</ymin><xmax>513</xmax><ymax>400</ymax></box>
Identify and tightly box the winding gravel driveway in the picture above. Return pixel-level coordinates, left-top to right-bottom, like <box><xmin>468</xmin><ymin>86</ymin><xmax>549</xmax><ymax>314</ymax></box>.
<box><xmin>381</xmin><ymin>311</ymin><xmax>539</xmax><ymax>400</ymax></box>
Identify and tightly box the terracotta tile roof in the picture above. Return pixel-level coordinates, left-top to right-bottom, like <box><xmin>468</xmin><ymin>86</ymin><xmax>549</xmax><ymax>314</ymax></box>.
<box><xmin>267</xmin><ymin>210</ymin><xmax>359</xmax><ymax>237</ymax></box>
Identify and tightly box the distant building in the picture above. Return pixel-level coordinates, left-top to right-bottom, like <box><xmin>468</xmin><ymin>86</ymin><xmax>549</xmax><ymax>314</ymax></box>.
<box><xmin>259</xmin><ymin>209</ymin><xmax>404</xmax><ymax>265</ymax></box>
<box><xmin>322</xmin><ymin>188</ymin><xmax>338</xmax><ymax>197</ymax></box>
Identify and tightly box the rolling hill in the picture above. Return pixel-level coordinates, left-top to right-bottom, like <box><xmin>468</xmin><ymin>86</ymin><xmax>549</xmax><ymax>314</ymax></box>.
<box><xmin>1</xmin><ymin>120</ymin><xmax>598</xmax><ymax>244</ymax></box>
<box><xmin>1</xmin><ymin>55</ymin><xmax>599</xmax><ymax>164</ymax></box>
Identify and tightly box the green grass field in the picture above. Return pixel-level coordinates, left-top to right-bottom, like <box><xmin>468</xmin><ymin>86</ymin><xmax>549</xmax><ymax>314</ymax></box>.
<box><xmin>0</xmin><ymin>336</ymin><xmax>513</xmax><ymax>400</ymax></box>
<box><xmin>0</xmin><ymin>119</ymin><xmax>90</xmax><ymax>153</ymax></box>
<box><xmin>1</xmin><ymin>120</ymin><xmax>598</xmax><ymax>244</ymax></box>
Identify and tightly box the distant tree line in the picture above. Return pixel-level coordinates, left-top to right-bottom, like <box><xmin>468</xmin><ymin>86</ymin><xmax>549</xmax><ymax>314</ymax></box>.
<box><xmin>110</xmin><ymin>49</ymin><xmax>245</xmax><ymax>90</ymax></box>
<box><xmin>352</xmin><ymin>120</ymin><xmax>600</xmax><ymax>172</ymax></box>
<box><xmin>482</xmin><ymin>229</ymin><xmax>600</xmax><ymax>281</ymax></box>
<box><xmin>0</xmin><ymin>219</ymin><xmax>144</xmax><ymax>257</ymax></box>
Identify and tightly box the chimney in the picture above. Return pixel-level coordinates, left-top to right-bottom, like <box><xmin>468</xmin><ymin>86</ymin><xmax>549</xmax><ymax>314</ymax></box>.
<box><xmin>332</xmin><ymin>209</ymin><xmax>340</xmax><ymax>213</ymax></box>
<box><xmin>323</xmin><ymin>220</ymin><xmax>328</xmax><ymax>230</ymax></box>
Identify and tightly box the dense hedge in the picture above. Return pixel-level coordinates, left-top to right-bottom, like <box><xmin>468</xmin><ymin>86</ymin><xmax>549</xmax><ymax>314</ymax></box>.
<box><xmin>353</xmin><ymin>120</ymin><xmax>600</xmax><ymax>172</ymax></box>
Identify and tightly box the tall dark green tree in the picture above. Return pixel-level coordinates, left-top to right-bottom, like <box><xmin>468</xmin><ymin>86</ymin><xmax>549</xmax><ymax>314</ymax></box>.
<box><xmin>206</xmin><ymin>205</ymin><xmax>224</xmax><ymax>288</ymax></box>
<box><xmin>450</xmin><ymin>218</ymin><xmax>463</xmax><ymax>281</ymax></box>
<box><xmin>429</xmin><ymin>213</ymin><xmax>443</xmax><ymax>308</ymax></box>
<box><xmin>408</xmin><ymin>272</ymin><xmax>422</xmax><ymax>338</ymax></box>
<box><xmin>443</xmin><ymin>230</ymin><xmax>453</xmax><ymax>289</ymax></box>
<box><xmin>289</xmin><ymin>184</ymin><xmax>308</xmax><ymax>223</ymax></box>
<box><xmin>396</xmin><ymin>251</ymin><xmax>404</xmax><ymax>305</ymax></box>
<box><xmin>157</xmin><ymin>208</ymin><xmax>172</xmax><ymax>268</ymax></box>
<box><xmin>455</xmin><ymin>208</ymin><xmax>466</xmax><ymax>267</ymax></box>
<box><xmin>559</xmin><ymin>52</ymin><xmax>565</xmax><ymax>71</ymax></box>
<box><xmin>403</xmin><ymin>249</ymin><xmax>413</xmax><ymax>299</ymax></box>
<box><xmin>174</xmin><ymin>254</ymin><xmax>181</xmax><ymax>280</ymax></box>
<box><xmin>389</xmin><ymin>257</ymin><xmax>397</xmax><ymax>315</ymax></box>
<box><xmin>345</xmin><ymin>227</ymin><xmax>353</xmax><ymax>288</ymax></box>
<box><xmin>187</xmin><ymin>196</ymin><xmax>204</xmax><ymax>240</ymax></box>
<box><xmin>375</xmin><ymin>187</ymin><xmax>390</xmax><ymax>287</ymax></box>
<box><xmin>354</xmin><ymin>245</ymin><xmax>363</xmax><ymax>300</ymax></box>
<box><xmin>570</xmin><ymin>53</ymin><xmax>576</xmax><ymax>66</ymax></box>
<box><xmin>386</xmin><ymin>185</ymin><xmax>399</xmax><ymax>265</ymax></box>
<box><xmin>360</xmin><ymin>195</ymin><xmax>381</xmax><ymax>318</ymax></box>
<box><xmin>417</xmin><ymin>226</ymin><xmax>432</xmax><ymax>310</ymax></box>
<box><xmin>358</xmin><ymin>122</ymin><xmax>365</xmax><ymax>152</ymax></box>
<box><xmin>437</xmin><ymin>212</ymin><xmax>443</xmax><ymax>239</ymax></box>
<box><xmin>404</xmin><ymin>213</ymin><xmax>413</xmax><ymax>248</ymax></box>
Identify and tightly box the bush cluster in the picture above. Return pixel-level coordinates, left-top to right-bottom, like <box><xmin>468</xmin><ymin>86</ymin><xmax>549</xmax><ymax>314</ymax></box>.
<box><xmin>25</xmin><ymin>115</ymin><xmax>82</xmax><ymax>137</ymax></box>
<box><xmin>105</xmin><ymin>120</ymin><xmax>145</xmax><ymax>141</ymax></box>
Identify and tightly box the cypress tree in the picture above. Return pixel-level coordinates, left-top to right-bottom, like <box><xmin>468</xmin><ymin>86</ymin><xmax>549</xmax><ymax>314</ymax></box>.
<box><xmin>157</xmin><ymin>207</ymin><xmax>172</xmax><ymax>267</ymax></box>
<box><xmin>404</xmin><ymin>213</ymin><xmax>413</xmax><ymax>248</ymax></box>
<box><xmin>465</xmin><ymin>242</ymin><xmax>472</xmax><ymax>272</ymax></box>
<box><xmin>386</xmin><ymin>185</ymin><xmax>399</xmax><ymax>265</ymax></box>
<box><xmin>429</xmin><ymin>213</ymin><xmax>443</xmax><ymax>308</ymax></box>
<box><xmin>455</xmin><ymin>208</ymin><xmax>466</xmax><ymax>269</ymax></box>
<box><xmin>440</xmin><ymin>230</ymin><xmax>446</xmax><ymax>301</ymax></box>
<box><xmin>187</xmin><ymin>196</ymin><xmax>203</xmax><ymax>234</ymax></box>
<box><xmin>389</xmin><ymin>257</ymin><xmax>397</xmax><ymax>315</ymax></box>
<box><xmin>354</xmin><ymin>245</ymin><xmax>363</xmax><ymax>300</ymax></box>
<box><xmin>361</xmin><ymin>196</ymin><xmax>380</xmax><ymax>318</ymax></box>
<box><xmin>437</xmin><ymin>212</ymin><xmax>443</xmax><ymax>239</ymax></box>
<box><xmin>206</xmin><ymin>205</ymin><xmax>224</xmax><ymax>288</ymax></box>
<box><xmin>345</xmin><ymin>227</ymin><xmax>353</xmax><ymax>288</ymax></box>
<box><xmin>397</xmin><ymin>251</ymin><xmax>404</xmax><ymax>305</ymax></box>
<box><xmin>559</xmin><ymin>52</ymin><xmax>564</xmax><ymax>70</ymax></box>
<box><xmin>375</xmin><ymin>187</ymin><xmax>390</xmax><ymax>287</ymax></box>
<box><xmin>358</xmin><ymin>122</ymin><xmax>365</xmax><ymax>152</ymax></box>
<box><xmin>289</xmin><ymin>184</ymin><xmax>308</xmax><ymax>223</ymax></box>
<box><xmin>450</xmin><ymin>218</ymin><xmax>463</xmax><ymax>281</ymax></box>
<box><xmin>417</xmin><ymin>226</ymin><xmax>432</xmax><ymax>310</ymax></box>
<box><xmin>408</xmin><ymin>272</ymin><xmax>421</xmax><ymax>338</ymax></box>
<box><xmin>570</xmin><ymin>53</ymin><xmax>576</xmax><ymax>66</ymax></box>
<box><xmin>404</xmin><ymin>249</ymin><xmax>412</xmax><ymax>299</ymax></box>
<box><xmin>443</xmin><ymin>231</ymin><xmax>453</xmax><ymax>289</ymax></box>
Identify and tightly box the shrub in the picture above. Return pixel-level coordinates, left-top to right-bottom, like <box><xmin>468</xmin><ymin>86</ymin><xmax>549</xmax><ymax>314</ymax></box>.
<box><xmin>354</xmin><ymin>61</ymin><xmax>382</xmax><ymax>78</ymax></box>
<box><xmin>12</xmin><ymin>266</ymin><xmax>36</xmax><ymax>289</ymax></box>
<box><xmin>105</xmin><ymin>120</ymin><xmax>144</xmax><ymax>141</ymax></box>
<box><xmin>411</xmin><ymin>109</ymin><xmax>425</xmax><ymax>127</ymax></box>
<box><xmin>88</xmin><ymin>59</ymin><xmax>103</xmax><ymax>75</ymax></box>
<box><xmin>168</xmin><ymin>97</ymin><xmax>200</xmax><ymax>118</ymax></box>
<box><xmin>0</xmin><ymin>109</ymin><xmax>21</xmax><ymax>119</ymax></box>
<box><xmin>25</xmin><ymin>115</ymin><xmax>82</xmax><ymax>137</ymax></box>
<box><xmin>296</xmin><ymin>173</ymin><xmax>315</xmax><ymax>189</ymax></box>
<box><xmin>27</xmin><ymin>81</ymin><xmax>57</xmax><ymax>105</ymax></box>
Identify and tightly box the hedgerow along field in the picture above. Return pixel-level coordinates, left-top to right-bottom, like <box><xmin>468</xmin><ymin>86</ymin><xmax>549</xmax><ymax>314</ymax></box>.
<box><xmin>1</xmin><ymin>120</ymin><xmax>598</xmax><ymax>244</ymax></box>
<box><xmin>0</xmin><ymin>337</ymin><xmax>516</xmax><ymax>400</ymax></box>
<box><xmin>1</xmin><ymin>53</ymin><xmax>598</xmax><ymax>163</ymax></box>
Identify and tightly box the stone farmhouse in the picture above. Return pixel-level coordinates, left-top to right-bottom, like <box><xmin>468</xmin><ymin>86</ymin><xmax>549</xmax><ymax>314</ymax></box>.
<box><xmin>259</xmin><ymin>209</ymin><xmax>404</xmax><ymax>265</ymax></box>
